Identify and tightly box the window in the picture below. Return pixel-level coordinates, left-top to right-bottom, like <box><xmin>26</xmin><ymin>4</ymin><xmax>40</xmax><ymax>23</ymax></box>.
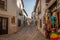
<box><xmin>38</xmin><ymin>7</ymin><xmax>41</xmax><ymax>15</ymax></box>
<box><xmin>0</xmin><ymin>17</ymin><xmax>8</xmax><ymax>34</ymax></box>
<box><xmin>40</xmin><ymin>20</ymin><xmax>42</xmax><ymax>28</ymax></box>
<box><xmin>18</xmin><ymin>19</ymin><xmax>21</xmax><ymax>27</ymax></box>
<box><xmin>0</xmin><ymin>0</ymin><xmax>7</xmax><ymax>11</ymax></box>
<box><xmin>19</xmin><ymin>11</ymin><xmax>23</xmax><ymax>16</ymax></box>
<box><xmin>19</xmin><ymin>13</ymin><xmax>23</xmax><ymax>16</ymax></box>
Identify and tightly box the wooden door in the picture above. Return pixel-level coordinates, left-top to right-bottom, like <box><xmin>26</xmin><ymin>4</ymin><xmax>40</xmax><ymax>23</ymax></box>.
<box><xmin>0</xmin><ymin>17</ymin><xmax>8</xmax><ymax>35</ymax></box>
<box><xmin>0</xmin><ymin>18</ymin><xmax>2</xmax><ymax>35</ymax></box>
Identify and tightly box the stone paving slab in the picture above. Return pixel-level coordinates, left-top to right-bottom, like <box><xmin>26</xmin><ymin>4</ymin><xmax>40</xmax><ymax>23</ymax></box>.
<box><xmin>0</xmin><ymin>25</ymin><xmax>48</xmax><ymax>40</ymax></box>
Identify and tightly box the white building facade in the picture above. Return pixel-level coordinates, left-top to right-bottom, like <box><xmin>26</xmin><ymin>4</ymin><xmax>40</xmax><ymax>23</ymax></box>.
<box><xmin>17</xmin><ymin>0</ymin><xmax>28</xmax><ymax>27</ymax></box>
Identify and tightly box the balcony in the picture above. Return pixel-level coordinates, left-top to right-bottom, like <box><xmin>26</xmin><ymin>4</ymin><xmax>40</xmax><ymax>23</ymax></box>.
<box><xmin>19</xmin><ymin>12</ymin><xmax>23</xmax><ymax>16</ymax></box>
<box><xmin>46</xmin><ymin>0</ymin><xmax>56</xmax><ymax>9</ymax></box>
<box><xmin>46</xmin><ymin>0</ymin><xmax>51</xmax><ymax>3</ymax></box>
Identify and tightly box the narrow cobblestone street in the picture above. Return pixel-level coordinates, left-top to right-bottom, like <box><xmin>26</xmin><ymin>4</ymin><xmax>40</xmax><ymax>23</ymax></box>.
<box><xmin>0</xmin><ymin>0</ymin><xmax>60</xmax><ymax>40</ymax></box>
<box><xmin>0</xmin><ymin>24</ymin><xmax>48</xmax><ymax>40</ymax></box>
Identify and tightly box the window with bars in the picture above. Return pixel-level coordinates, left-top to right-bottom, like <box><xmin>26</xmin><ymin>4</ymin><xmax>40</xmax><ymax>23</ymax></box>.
<box><xmin>0</xmin><ymin>0</ymin><xmax>7</xmax><ymax>11</ymax></box>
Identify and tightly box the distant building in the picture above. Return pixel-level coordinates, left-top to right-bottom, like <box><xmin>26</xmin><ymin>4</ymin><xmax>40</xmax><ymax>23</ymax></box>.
<box><xmin>31</xmin><ymin>12</ymin><xmax>36</xmax><ymax>25</ymax></box>
<box><xmin>17</xmin><ymin>0</ymin><xmax>28</xmax><ymax>27</ymax></box>
<box><xmin>31</xmin><ymin>12</ymin><xmax>35</xmax><ymax>20</ymax></box>
<box><xmin>33</xmin><ymin>0</ymin><xmax>46</xmax><ymax>36</ymax></box>
<box><xmin>27</xmin><ymin>18</ymin><xmax>32</xmax><ymax>25</ymax></box>
<box><xmin>17</xmin><ymin>0</ymin><xmax>24</xmax><ymax>27</ymax></box>
<box><xmin>23</xmin><ymin>9</ymin><xmax>28</xmax><ymax>26</ymax></box>
<box><xmin>23</xmin><ymin>9</ymin><xmax>28</xmax><ymax>21</ymax></box>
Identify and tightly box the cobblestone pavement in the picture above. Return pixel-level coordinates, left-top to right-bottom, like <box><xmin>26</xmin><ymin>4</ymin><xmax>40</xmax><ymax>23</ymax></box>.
<box><xmin>0</xmin><ymin>24</ymin><xmax>48</xmax><ymax>40</ymax></box>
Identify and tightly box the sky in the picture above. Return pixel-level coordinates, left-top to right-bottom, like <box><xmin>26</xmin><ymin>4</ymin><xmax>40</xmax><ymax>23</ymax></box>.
<box><xmin>23</xmin><ymin>0</ymin><xmax>36</xmax><ymax>18</ymax></box>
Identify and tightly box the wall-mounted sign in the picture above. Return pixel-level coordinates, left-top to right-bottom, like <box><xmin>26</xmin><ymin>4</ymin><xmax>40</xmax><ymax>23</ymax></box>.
<box><xmin>11</xmin><ymin>16</ymin><xmax>15</xmax><ymax>24</ymax></box>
